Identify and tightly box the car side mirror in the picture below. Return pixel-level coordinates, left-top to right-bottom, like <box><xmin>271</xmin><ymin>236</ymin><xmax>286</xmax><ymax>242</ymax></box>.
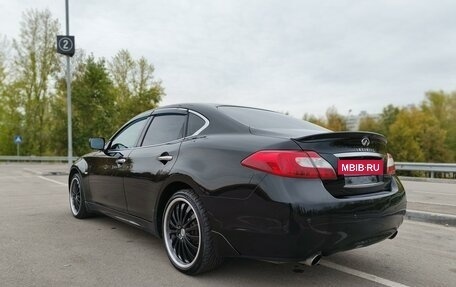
<box><xmin>89</xmin><ymin>137</ymin><xmax>105</xmax><ymax>150</ymax></box>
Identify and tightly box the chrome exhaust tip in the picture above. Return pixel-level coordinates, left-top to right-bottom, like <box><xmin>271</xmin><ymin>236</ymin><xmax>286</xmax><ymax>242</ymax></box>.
<box><xmin>389</xmin><ymin>230</ymin><xmax>398</xmax><ymax>239</ymax></box>
<box><xmin>301</xmin><ymin>253</ymin><xmax>322</xmax><ymax>266</ymax></box>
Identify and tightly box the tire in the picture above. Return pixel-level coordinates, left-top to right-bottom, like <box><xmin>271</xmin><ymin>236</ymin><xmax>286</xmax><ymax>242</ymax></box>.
<box><xmin>163</xmin><ymin>189</ymin><xmax>223</xmax><ymax>275</ymax></box>
<box><xmin>69</xmin><ymin>173</ymin><xmax>91</xmax><ymax>219</ymax></box>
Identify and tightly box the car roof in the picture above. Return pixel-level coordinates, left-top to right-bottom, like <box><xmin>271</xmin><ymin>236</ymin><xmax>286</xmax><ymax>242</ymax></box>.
<box><xmin>155</xmin><ymin>103</ymin><xmax>281</xmax><ymax>115</ymax></box>
<box><xmin>126</xmin><ymin>103</ymin><xmax>325</xmax><ymax>139</ymax></box>
<box><xmin>126</xmin><ymin>103</ymin><xmax>251</xmax><ymax>135</ymax></box>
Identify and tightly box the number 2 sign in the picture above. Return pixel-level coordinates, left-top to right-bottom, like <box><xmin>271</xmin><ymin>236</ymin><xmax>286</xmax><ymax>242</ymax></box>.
<box><xmin>57</xmin><ymin>35</ymin><xmax>75</xmax><ymax>57</ymax></box>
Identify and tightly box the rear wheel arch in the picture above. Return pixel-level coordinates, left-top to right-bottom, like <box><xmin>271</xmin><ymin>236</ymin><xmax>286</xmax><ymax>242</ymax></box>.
<box><xmin>162</xmin><ymin>189</ymin><xmax>223</xmax><ymax>274</ymax></box>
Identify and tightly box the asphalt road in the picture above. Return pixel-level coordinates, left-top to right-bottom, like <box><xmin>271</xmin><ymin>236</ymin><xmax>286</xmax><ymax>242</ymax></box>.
<box><xmin>402</xmin><ymin>180</ymin><xmax>456</xmax><ymax>216</ymax></box>
<box><xmin>0</xmin><ymin>163</ymin><xmax>455</xmax><ymax>287</ymax></box>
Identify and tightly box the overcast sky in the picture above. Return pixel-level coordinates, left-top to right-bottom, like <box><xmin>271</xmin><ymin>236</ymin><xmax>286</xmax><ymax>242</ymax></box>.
<box><xmin>1</xmin><ymin>0</ymin><xmax>455</xmax><ymax>118</ymax></box>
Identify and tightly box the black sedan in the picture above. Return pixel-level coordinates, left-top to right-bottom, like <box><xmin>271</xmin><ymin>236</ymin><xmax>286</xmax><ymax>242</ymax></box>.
<box><xmin>68</xmin><ymin>103</ymin><xmax>406</xmax><ymax>274</ymax></box>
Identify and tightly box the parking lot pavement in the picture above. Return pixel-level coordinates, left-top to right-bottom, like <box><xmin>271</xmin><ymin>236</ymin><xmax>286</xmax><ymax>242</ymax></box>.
<box><xmin>1</xmin><ymin>163</ymin><xmax>455</xmax><ymax>287</ymax></box>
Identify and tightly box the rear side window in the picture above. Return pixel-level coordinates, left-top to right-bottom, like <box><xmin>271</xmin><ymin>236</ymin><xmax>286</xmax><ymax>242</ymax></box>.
<box><xmin>218</xmin><ymin>106</ymin><xmax>326</xmax><ymax>131</ymax></box>
<box><xmin>186</xmin><ymin>112</ymin><xmax>206</xmax><ymax>136</ymax></box>
<box><xmin>142</xmin><ymin>114</ymin><xmax>186</xmax><ymax>146</ymax></box>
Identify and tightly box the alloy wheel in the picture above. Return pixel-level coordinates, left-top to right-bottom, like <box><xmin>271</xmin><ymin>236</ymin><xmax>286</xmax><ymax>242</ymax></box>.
<box><xmin>163</xmin><ymin>197</ymin><xmax>201</xmax><ymax>269</ymax></box>
<box><xmin>69</xmin><ymin>176</ymin><xmax>82</xmax><ymax>215</ymax></box>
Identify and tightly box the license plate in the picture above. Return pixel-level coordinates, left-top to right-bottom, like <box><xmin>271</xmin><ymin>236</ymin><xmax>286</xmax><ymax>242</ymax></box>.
<box><xmin>337</xmin><ymin>159</ymin><xmax>384</xmax><ymax>175</ymax></box>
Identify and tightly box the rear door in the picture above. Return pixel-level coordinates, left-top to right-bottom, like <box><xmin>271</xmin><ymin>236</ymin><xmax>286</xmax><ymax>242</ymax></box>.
<box><xmin>124</xmin><ymin>109</ymin><xmax>187</xmax><ymax>220</ymax></box>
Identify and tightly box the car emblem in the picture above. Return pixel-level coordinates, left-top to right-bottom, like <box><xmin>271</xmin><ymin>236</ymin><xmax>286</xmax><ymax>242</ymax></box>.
<box><xmin>361</xmin><ymin>137</ymin><xmax>370</xmax><ymax>147</ymax></box>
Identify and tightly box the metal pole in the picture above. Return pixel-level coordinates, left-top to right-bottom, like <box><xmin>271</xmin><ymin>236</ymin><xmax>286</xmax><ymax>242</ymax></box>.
<box><xmin>16</xmin><ymin>144</ymin><xmax>19</xmax><ymax>157</ymax></box>
<box><xmin>65</xmin><ymin>0</ymin><xmax>73</xmax><ymax>166</ymax></box>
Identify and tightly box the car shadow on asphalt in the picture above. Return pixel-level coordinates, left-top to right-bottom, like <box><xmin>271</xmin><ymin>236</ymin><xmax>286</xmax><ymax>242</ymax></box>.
<box><xmin>80</xmin><ymin>214</ymin><xmax>375</xmax><ymax>286</ymax></box>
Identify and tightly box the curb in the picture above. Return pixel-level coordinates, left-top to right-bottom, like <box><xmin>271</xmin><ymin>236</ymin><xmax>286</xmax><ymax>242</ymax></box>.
<box><xmin>406</xmin><ymin>209</ymin><xmax>456</xmax><ymax>227</ymax></box>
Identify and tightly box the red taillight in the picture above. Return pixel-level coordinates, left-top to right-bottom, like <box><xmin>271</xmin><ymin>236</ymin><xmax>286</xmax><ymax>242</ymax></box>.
<box><xmin>387</xmin><ymin>153</ymin><xmax>396</xmax><ymax>175</ymax></box>
<box><xmin>241</xmin><ymin>150</ymin><xmax>337</xmax><ymax>180</ymax></box>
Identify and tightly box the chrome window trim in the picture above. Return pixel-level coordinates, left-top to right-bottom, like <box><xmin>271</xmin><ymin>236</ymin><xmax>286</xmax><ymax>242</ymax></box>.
<box><xmin>188</xmin><ymin>110</ymin><xmax>209</xmax><ymax>136</ymax></box>
<box><xmin>139</xmin><ymin>138</ymin><xmax>184</xmax><ymax>149</ymax></box>
<box><xmin>140</xmin><ymin>112</ymin><xmax>187</xmax><ymax>148</ymax></box>
<box><xmin>334</xmin><ymin>152</ymin><xmax>383</xmax><ymax>158</ymax></box>
<box><xmin>136</xmin><ymin>109</ymin><xmax>209</xmax><ymax>149</ymax></box>
<box><xmin>152</xmin><ymin>107</ymin><xmax>187</xmax><ymax>115</ymax></box>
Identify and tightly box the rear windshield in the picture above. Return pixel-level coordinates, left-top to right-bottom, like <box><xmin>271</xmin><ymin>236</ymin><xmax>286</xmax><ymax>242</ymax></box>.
<box><xmin>218</xmin><ymin>106</ymin><xmax>326</xmax><ymax>131</ymax></box>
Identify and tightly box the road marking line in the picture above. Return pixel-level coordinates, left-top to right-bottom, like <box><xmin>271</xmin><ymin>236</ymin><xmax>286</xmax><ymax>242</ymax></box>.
<box><xmin>37</xmin><ymin>176</ymin><xmax>67</xmax><ymax>186</ymax></box>
<box><xmin>320</xmin><ymin>260</ymin><xmax>410</xmax><ymax>287</ymax></box>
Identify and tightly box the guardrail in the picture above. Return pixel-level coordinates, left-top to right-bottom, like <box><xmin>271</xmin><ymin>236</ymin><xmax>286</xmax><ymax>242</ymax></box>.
<box><xmin>395</xmin><ymin>162</ymin><xmax>456</xmax><ymax>178</ymax></box>
<box><xmin>0</xmin><ymin>156</ymin><xmax>78</xmax><ymax>162</ymax></box>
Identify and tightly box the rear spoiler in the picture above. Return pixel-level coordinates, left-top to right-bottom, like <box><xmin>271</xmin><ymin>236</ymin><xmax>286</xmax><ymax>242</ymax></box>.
<box><xmin>293</xmin><ymin>131</ymin><xmax>387</xmax><ymax>144</ymax></box>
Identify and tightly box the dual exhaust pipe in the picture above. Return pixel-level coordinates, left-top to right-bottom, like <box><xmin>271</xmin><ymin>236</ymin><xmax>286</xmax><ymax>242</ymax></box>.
<box><xmin>296</xmin><ymin>230</ymin><xmax>398</xmax><ymax>268</ymax></box>
<box><xmin>301</xmin><ymin>231</ymin><xmax>399</xmax><ymax>267</ymax></box>
<box><xmin>302</xmin><ymin>230</ymin><xmax>398</xmax><ymax>267</ymax></box>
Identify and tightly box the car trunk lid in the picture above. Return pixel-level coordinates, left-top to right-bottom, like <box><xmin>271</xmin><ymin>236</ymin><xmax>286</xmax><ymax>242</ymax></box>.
<box><xmin>292</xmin><ymin>132</ymin><xmax>393</xmax><ymax>197</ymax></box>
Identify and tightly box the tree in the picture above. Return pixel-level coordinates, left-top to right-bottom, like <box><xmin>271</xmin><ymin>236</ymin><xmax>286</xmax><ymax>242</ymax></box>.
<box><xmin>0</xmin><ymin>35</ymin><xmax>23</xmax><ymax>155</ymax></box>
<box><xmin>0</xmin><ymin>35</ymin><xmax>7</xmax><ymax>84</ymax></box>
<box><xmin>108</xmin><ymin>49</ymin><xmax>164</xmax><ymax>126</ymax></box>
<box><xmin>51</xmin><ymin>56</ymin><xmax>118</xmax><ymax>156</ymax></box>
<box><xmin>378</xmin><ymin>104</ymin><xmax>400</xmax><ymax>137</ymax></box>
<box><xmin>0</xmin><ymin>84</ymin><xmax>23</xmax><ymax>155</ymax></box>
<box><xmin>325</xmin><ymin>106</ymin><xmax>346</xmax><ymax>131</ymax></box>
<box><xmin>303</xmin><ymin>113</ymin><xmax>326</xmax><ymax>127</ymax></box>
<box><xmin>358</xmin><ymin>116</ymin><xmax>382</xmax><ymax>134</ymax></box>
<box><xmin>421</xmin><ymin>91</ymin><xmax>447</xmax><ymax>126</ymax></box>
<box><xmin>446</xmin><ymin>92</ymin><xmax>456</xmax><ymax>157</ymax></box>
<box><xmin>0</xmin><ymin>36</ymin><xmax>8</xmax><ymax>134</ymax></box>
<box><xmin>12</xmin><ymin>9</ymin><xmax>60</xmax><ymax>155</ymax></box>
<box><xmin>302</xmin><ymin>107</ymin><xmax>347</xmax><ymax>131</ymax></box>
<box><xmin>1</xmin><ymin>10</ymin><xmax>166</xmax><ymax>156</ymax></box>
<box><xmin>422</xmin><ymin>91</ymin><xmax>456</xmax><ymax>161</ymax></box>
<box><xmin>388</xmin><ymin>106</ymin><xmax>450</xmax><ymax>162</ymax></box>
<box><xmin>49</xmin><ymin>49</ymin><xmax>166</xmax><ymax>156</ymax></box>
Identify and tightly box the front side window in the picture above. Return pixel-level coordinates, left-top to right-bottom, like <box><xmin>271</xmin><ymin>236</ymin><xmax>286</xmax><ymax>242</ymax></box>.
<box><xmin>142</xmin><ymin>114</ymin><xmax>187</xmax><ymax>146</ymax></box>
<box><xmin>110</xmin><ymin>118</ymin><xmax>148</xmax><ymax>150</ymax></box>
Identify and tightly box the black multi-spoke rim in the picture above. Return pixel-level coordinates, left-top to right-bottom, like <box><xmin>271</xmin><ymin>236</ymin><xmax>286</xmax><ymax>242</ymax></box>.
<box><xmin>164</xmin><ymin>198</ymin><xmax>201</xmax><ymax>268</ymax></box>
<box><xmin>70</xmin><ymin>177</ymin><xmax>81</xmax><ymax>215</ymax></box>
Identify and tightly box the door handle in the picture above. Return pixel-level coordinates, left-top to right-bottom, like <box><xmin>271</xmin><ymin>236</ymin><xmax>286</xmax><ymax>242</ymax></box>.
<box><xmin>116</xmin><ymin>158</ymin><xmax>126</xmax><ymax>165</ymax></box>
<box><xmin>157</xmin><ymin>155</ymin><xmax>173</xmax><ymax>162</ymax></box>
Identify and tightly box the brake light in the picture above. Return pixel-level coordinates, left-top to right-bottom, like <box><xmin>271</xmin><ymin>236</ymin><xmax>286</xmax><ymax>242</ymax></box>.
<box><xmin>387</xmin><ymin>153</ymin><xmax>396</xmax><ymax>175</ymax></box>
<box><xmin>241</xmin><ymin>150</ymin><xmax>337</xmax><ymax>180</ymax></box>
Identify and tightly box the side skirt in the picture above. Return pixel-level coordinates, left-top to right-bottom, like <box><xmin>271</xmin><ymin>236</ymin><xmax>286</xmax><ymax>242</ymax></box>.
<box><xmin>86</xmin><ymin>202</ymin><xmax>158</xmax><ymax>236</ymax></box>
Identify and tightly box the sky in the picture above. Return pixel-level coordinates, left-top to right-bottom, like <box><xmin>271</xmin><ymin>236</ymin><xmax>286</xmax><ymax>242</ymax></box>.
<box><xmin>1</xmin><ymin>0</ymin><xmax>455</xmax><ymax>118</ymax></box>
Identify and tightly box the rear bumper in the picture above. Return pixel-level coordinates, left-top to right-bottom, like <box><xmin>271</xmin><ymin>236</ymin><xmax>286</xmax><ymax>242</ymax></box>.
<box><xmin>202</xmin><ymin>175</ymin><xmax>406</xmax><ymax>261</ymax></box>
